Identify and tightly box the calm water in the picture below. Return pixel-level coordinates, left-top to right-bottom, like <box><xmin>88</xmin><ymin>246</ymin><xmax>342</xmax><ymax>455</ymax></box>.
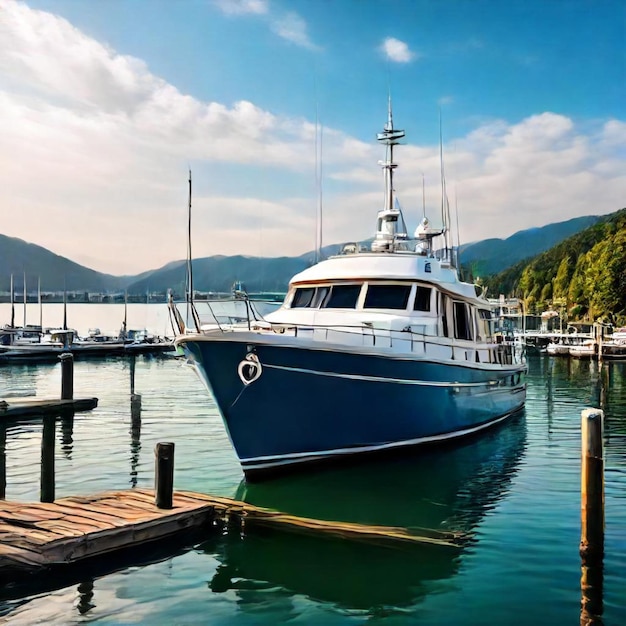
<box><xmin>0</xmin><ymin>304</ymin><xmax>625</xmax><ymax>625</ymax></box>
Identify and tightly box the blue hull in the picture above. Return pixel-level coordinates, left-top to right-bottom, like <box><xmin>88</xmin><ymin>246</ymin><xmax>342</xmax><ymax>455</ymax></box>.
<box><xmin>180</xmin><ymin>335</ymin><xmax>526</xmax><ymax>476</ymax></box>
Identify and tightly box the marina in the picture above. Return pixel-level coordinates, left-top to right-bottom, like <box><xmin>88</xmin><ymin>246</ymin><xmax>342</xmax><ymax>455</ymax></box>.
<box><xmin>0</xmin><ymin>318</ymin><xmax>624</xmax><ymax>624</ymax></box>
<box><xmin>1</xmin><ymin>2</ymin><xmax>623</xmax><ymax>623</ymax></box>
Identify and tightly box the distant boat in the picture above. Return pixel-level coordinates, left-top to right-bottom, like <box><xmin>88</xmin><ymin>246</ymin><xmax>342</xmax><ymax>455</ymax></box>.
<box><xmin>601</xmin><ymin>327</ymin><xmax>626</xmax><ymax>360</ymax></box>
<box><xmin>569</xmin><ymin>339</ymin><xmax>597</xmax><ymax>359</ymax></box>
<box><xmin>175</xmin><ymin>99</ymin><xmax>527</xmax><ymax>479</ymax></box>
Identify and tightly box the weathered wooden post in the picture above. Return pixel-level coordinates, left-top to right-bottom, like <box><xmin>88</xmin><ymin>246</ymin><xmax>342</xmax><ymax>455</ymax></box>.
<box><xmin>130</xmin><ymin>354</ymin><xmax>136</xmax><ymax>395</ymax></box>
<box><xmin>40</xmin><ymin>414</ymin><xmax>56</xmax><ymax>503</ymax></box>
<box><xmin>0</xmin><ymin>423</ymin><xmax>6</xmax><ymax>500</ymax></box>
<box><xmin>129</xmin><ymin>353</ymin><xmax>142</xmax><ymax>423</ymax></box>
<box><xmin>580</xmin><ymin>408</ymin><xmax>604</xmax><ymax>625</ymax></box>
<box><xmin>60</xmin><ymin>352</ymin><xmax>74</xmax><ymax>400</ymax></box>
<box><xmin>154</xmin><ymin>442</ymin><xmax>175</xmax><ymax>509</ymax></box>
<box><xmin>131</xmin><ymin>394</ymin><xmax>142</xmax><ymax>421</ymax></box>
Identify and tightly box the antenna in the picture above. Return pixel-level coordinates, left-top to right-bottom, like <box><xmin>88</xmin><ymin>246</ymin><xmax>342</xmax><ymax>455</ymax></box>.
<box><xmin>455</xmin><ymin>187</ymin><xmax>461</xmax><ymax>271</ymax></box>
<box><xmin>318</xmin><ymin>124</ymin><xmax>323</xmax><ymax>261</ymax></box>
<box><xmin>313</xmin><ymin>82</ymin><xmax>324</xmax><ymax>265</ymax></box>
<box><xmin>438</xmin><ymin>108</ymin><xmax>452</xmax><ymax>259</ymax></box>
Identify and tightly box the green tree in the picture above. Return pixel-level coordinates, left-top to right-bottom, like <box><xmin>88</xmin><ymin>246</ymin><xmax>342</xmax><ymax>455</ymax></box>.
<box><xmin>552</xmin><ymin>256</ymin><xmax>571</xmax><ymax>302</ymax></box>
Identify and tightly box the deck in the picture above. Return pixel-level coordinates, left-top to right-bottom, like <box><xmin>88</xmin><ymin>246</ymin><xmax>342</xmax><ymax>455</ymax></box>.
<box><xmin>0</xmin><ymin>488</ymin><xmax>462</xmax><ymax>576</ymax></box>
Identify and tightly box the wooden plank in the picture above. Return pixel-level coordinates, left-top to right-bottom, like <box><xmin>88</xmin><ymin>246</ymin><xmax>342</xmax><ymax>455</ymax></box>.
<box><xmin>0</xmin><ymin>522</ymin><xmax>69</xmax><ymax>543</ymax></box>
<box><xmin>24</xmin><ymin>501</ymin><xmax>134</xmax><ymax>527</ymax></box>
<box><xmin>0</xmin><ymin>543</ymin><xmax>50</xmax><ymax>567</ymax></box>
<box><xmin>51</xmin><ymin>504</ymin><xmax>131</xmax><ymax>526</ymax></box>
<box><xmin>0</xmin><ymin>397</ymin><xmax>98</xmax><ymax>418</ymax></box>
<box><xmin>40</xmin><ymin>508</ymin><xmax>215</xmax><ymax>564</ymax></box>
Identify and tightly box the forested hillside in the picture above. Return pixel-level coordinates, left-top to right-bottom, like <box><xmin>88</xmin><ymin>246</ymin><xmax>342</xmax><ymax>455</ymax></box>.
<box><xmin>483</xmin><ymin>208</ymin><xmax>626</xmax><ymax>323</ymax></box>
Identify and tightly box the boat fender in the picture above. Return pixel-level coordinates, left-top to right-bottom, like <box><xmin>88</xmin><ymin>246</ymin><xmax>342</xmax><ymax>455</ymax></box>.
<box><xmin>237</xmin><ymin>353</ymin><xmax>262</xmax><ymax>385</ymax></box>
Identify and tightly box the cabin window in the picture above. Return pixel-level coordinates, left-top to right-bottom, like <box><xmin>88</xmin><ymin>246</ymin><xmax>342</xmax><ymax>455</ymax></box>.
<box><xmin>439</xmin><ymin>293</ymin><xmax>450</xmax><ymax>337</ymax></box>
<box><xmin>413</xmin><ymin>286</ymin><xmax>432</xmax><ymax>311</ymax></box>
<box><xmin>478</xmin><ymin>309</ymin><xmax>492</xmax><ymax>339</ymax></box>
<box><xmin>323</xmin><ymin>284</ymin><xmax>361</xmax><ymax>309</ymax></box>
<box><xmin>364</xmin><ymin>284</ymin><xmax>411</xmax><ymax>310</ymax></box>
<box><xmin>312</xmin><ymin>286</ymin><xmax>330</xmax><ymax>308</ymax></box>
<box><xmin>290</xmin><ymin>286</ymin><xmax>332</xmax><ymax>308</ymax></box>
<box><xmin>454</xmin><ymin>302</ymin><xmax>473</xmax><ymax>340</ymax></box>
<box><xmin>292</xmin><ymin>288</ymin><xmax>315</xmax><ymax>308</ymax></box>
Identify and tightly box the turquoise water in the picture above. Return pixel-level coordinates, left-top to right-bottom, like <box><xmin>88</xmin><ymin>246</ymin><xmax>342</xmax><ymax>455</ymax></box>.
<box><xmin>0</xmin><ymin>307</ymin><xmax>625</xmax><ymax>624</ymax></box>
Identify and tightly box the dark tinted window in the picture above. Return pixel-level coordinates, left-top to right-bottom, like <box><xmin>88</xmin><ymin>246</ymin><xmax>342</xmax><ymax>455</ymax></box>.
<box><xmin>312</xmin><ymin>286</ymin><xmax>330</xmax><ymax>308</ymax></box>
<box><xmin>323</xmin><ymin>284</ymin><xmax>361</xmax><ymax>308</ymax></box>
<box><xmin>292</xmin><ymin>288</ymin><xmax>315</xmax><ymax>308</ymax></box>
<box><xmin>454</xmin><ymin>301</ymin><xmax>472</xmax><ymax>340</ymax></box>
<box><xmin>364</xmin><ymin>285</ymin><xmax>411</xmax><ymax>309</ymax></box>
<box><xmin>413</xmin><ymin>286</ymin><xmax>432</xmax><ymax>311</ymax></box>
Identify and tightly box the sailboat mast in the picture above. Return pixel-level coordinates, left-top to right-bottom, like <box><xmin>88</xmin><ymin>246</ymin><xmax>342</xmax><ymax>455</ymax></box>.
<box><xmin>10</xmin><ymin>274</ymin><xmax>14</xmax><ymax>328</ymax></box>
<box><xmin>62</xmin><ymin>278</ymin><xmax>67</xmax><ymax>331</ymax></box>
<box><xmin>38</xmin><ymin>276</ymin><xmax>42</xmax><ymax>331</ymax></box>
<box><xmin>22</xmin><ymin>272</ymin><xmax>26</xmax><ymax>328</ymax></box>
<box><xmin>185</xmin><ymin>170</ymin><xmax>202</xmax><ymax>332</ymax></box>
<box><xmin>186</xmin><ymin>170</ymin><xmax>193</xmax><ymax>324</ymax></box>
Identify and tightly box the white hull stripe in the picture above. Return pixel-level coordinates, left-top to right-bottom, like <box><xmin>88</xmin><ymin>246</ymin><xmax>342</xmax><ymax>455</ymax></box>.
<box><xmin>264</xmin><ymin>362</ymin><xmax>500</xmax><ymax>388</ymax></box>
<box><xmin>240</xmin><ymin>408</ymin><xmax>523</xmax><ymax>471</ymax></box>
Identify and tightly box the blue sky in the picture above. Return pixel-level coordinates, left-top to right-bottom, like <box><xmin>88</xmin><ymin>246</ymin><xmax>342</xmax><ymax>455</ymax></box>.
<box><xmin>1</xmin><ymin>0</ymin><xmax>624</xmax><ymax>274</ymax></box>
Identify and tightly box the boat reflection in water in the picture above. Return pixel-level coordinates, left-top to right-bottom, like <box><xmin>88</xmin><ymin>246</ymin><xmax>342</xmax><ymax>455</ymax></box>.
<box><xmin>201</xmin><ymin>414</ymin><xmax>527</xmax><ymax>612</ymax></box>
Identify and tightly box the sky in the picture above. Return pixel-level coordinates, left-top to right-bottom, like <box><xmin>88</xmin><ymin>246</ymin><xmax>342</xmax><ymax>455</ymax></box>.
<box><xmin>0</xmin><ymin>0</ymin><xmax>624</xmax><ymax>276</ymax></box>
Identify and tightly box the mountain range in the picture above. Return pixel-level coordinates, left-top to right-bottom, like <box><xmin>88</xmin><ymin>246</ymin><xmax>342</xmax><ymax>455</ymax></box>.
<box><xmin>0</xmin><ymin>214</ymin><xmax>609</xmax><ymax>296</ymax></box>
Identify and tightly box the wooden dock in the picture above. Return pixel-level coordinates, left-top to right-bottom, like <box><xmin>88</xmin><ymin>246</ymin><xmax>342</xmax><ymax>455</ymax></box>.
<box><xmin>0</xmin><ymin>396</ymin><xmax>98</xmax><ymax>419</ymax></box>
<box><xmin>0</xmin><ymin>488</ymin><xmax>463</xmax><ymax>577</ymax></box>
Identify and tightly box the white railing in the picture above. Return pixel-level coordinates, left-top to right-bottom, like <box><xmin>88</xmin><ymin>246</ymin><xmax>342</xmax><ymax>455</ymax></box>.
<box><xmin>263</xmin><ymin>322</ymin><xmax>523</xmax><ymax>366</ymax></box>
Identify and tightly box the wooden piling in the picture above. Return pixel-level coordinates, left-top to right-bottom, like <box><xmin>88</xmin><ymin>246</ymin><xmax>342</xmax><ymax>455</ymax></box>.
<box><xmin>0</xmin><ymin>423</ymin><xmax>6</xmax><ymax>500</ymax></box>
<box><xmin>580</xmin><ymin>408</ymin><xmax>604</xmax><ymax>558</ymax></box>
<box><xmin>60</xmin><ymin>353</ymin><xmax>74</xmax><ymax>400</ymax></box>
<box><xmin>154</xmin><ymin>442</ymin><xmax>175</xmax><ymax>509</ymax></box>
<box><xmin>131</xmin><ymin>394</ymin><xmax>142</xmax><ymax>421</ymax></box>
<box><xmin>40</xmin><ymin>414</ymin><xmax>56</xmax><ymax>503</ymax></box>
<box><xmin>580</xmin><ymin>408</ymin><xmax>604</xmax><ymax>625</ymax></box>
<box><xmin>130</xmin><ymin>354</ymin><xmax>136</xmax><ymax>395</ymax></box>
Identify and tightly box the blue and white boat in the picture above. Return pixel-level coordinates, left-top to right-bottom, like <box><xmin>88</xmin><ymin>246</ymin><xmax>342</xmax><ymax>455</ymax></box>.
<box><xmin>175</xmin><ymin>103</ymin><xmax>527</xmax><ymax>478</ymax></box>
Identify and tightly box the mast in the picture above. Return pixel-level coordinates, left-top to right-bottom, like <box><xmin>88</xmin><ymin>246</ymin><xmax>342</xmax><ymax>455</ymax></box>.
<box><xmin>186</xmin><ymin>170</ymin><xmax>193</xmax><ymax>326</ymax></box>
<box><xmin>22</xmin><ymin>272</ymin><xmax>26</xmax><ymax>328</ymax></box>
<box><xmin>62</xmin><ymin>279</ymin><xmax>67</xmax><ymax>331</ymax></box>
<box><xmin>377</xmin><ymin>94</ymin><xmax>405</xmax><ymax>214</ymax></box>
<box><xmin>121</xmin><ymin>290</ymin><xmax>128</xmax><ymax>340</ymax></box>
<box><xmin>185</xmin><ymin>170</ymin><xmax>201</xmax><ymax>332</ymax></box>
<box><xmin>38</xmin><ymin>276</ymin><xmax>42</xmax><ymax>331</ymax></box>
<box><xmin>9</xmin><ymin>274</ymin><xmax>14</xmax><ymax>328</ymax></box>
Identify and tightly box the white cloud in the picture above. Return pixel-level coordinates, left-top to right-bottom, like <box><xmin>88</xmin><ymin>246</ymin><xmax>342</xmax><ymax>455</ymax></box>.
<box><xmin>380</xmin><ymin>37</ymin><xmax>416</xmax><ymax>63</ymax></box>
<box><xmin>212</xmin><ymin>0</ymin><xmax>269</xmax><ymax>16</ymax></box>
<box><xmin>211</xmin><ymin>0</ymin><xmax>318</xmax><ymax>50</ymax></box>
<box><xmin>0</xmin><ymin>1</ymin><xmax>623</xmax><ymax>275</ymax></box>
<box><xmin>270</xmin><ymin>11</ymin><xmax>319</xmax><ymax>50</ymax></box>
